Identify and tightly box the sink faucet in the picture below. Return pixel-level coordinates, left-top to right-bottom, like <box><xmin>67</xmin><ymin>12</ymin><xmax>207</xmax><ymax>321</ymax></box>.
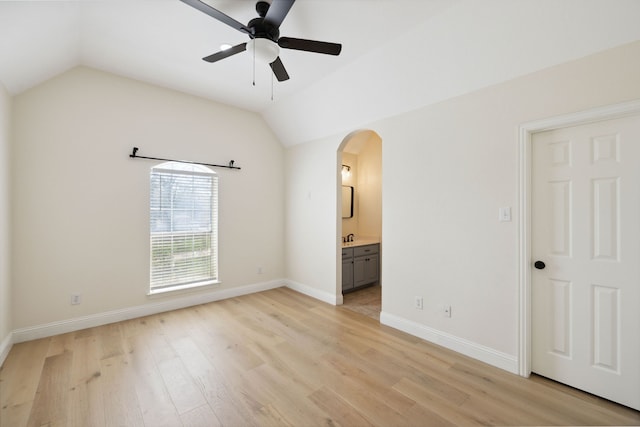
<box><xmin>347</xmin><ymin>234</ymin><xmax>354</xmax><ymax>242</ymax></box>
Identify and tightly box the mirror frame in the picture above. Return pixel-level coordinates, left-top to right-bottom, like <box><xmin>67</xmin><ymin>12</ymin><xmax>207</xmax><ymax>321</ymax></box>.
<box><xmin>342</xmin><ymin>186</ymin><xmax>354</xmax><ymax>218</ymax></box>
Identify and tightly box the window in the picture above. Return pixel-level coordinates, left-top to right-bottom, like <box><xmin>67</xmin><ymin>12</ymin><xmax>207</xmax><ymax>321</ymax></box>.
<box><xmin>149</xmin><ymin>162</ymin><xmax>218</xmax><ymax>293</ymax></box>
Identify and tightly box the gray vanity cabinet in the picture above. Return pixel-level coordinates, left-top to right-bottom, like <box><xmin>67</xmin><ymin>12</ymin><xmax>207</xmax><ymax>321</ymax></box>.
<box><xmin>342</xmin><ymin>248</ymin><xmax>354</xmax><ymax>291</ymax></box>
<box><xmin>342</xmin><ymin>244</ymin><xmax>379</xmax><ymax>292</ymax></box>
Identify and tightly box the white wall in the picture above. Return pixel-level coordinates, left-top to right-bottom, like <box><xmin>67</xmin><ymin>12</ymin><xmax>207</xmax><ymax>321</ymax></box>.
<box><xmin>284</xmin><ymin>139</ymin><xmax>340</xmax><ymax>303</ymax></box>
<box><xmin>11</xmin><ymin>67</ymin><xmax>284</xmax><ymax>331</ymax></box>
<box><xmin>0</xmin><ymin>81</ymin><xmax>11</xmax><ymax>360</ymax></box>
<box><xmin>284</xmin><ymin>41</ymin><xmax>640</xmax><ymax>370</ymax></box>
<box><xmin>379</xmin><ymin>41</ymin><xmax>640</xmax><ymax>361</ymax></box>
<box><xmin>355</xmin><ymin>137</ymin><xmax>381</xmax><ymax>240</ymax></box>
<box><xmin>340</xmin><ymin>152</ymin><xmax>357</xmax><ymax>237</ymax></box>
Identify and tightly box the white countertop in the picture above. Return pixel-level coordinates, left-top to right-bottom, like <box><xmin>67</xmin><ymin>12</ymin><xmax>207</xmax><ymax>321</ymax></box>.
<box><xmin>342</xmin><ymin>238</ymin><xmax>379</xmax><ymax>248</ymax></box>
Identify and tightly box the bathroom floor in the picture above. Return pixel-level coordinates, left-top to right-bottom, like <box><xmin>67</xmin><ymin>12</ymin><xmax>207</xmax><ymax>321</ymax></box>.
<box><xmin>341</xmin><ymin>284</ymin><xmax>381</xmax><ymax>321</ymax></box>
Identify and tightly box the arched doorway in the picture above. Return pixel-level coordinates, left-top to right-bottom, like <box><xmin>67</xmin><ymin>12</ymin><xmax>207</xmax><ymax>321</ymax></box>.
<box><xmin>337</xmin><ymin>130</ymin><xmax>382</xmax><ymax>319</ymax></box>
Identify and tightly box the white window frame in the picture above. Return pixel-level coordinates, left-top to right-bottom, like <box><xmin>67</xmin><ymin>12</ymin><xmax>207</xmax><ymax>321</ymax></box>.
<box><xmin>148</xmin><ymin>161</ymin><xmax>219</xmax><ymax>295</ymax></box>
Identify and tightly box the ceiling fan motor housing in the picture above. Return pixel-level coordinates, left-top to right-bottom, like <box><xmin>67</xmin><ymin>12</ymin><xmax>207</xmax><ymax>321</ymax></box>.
<box><xmin>248</xmin><ymin>5</ymin><xmax>280</xmax><ymax>41</ymax></box>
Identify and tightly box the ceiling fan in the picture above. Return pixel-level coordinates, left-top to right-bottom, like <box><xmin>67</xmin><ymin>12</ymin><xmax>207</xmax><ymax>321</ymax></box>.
<box><xmin>179</xmin><ymin>0</ymin><xmax>342</xmax><ymax>82</ymax></box>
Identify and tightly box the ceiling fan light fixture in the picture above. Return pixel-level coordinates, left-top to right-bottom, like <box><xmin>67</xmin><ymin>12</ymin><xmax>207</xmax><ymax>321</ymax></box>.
<box><xmin>220</xmin><ymin>43</ymin><xmax>233</xmax><ymax>51</ymax></box>
<box><xmin>181</xmin><ymin>0</ymin><xmax>342</xmax><ymax>83</ymax></box>
<box><xmin>246</xmin><ymin>38</ymin><xmax>279</xmax><ymax>63</ymax></box>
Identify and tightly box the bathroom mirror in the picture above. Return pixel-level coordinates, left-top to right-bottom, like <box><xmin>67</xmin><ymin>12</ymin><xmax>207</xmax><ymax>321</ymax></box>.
<box><xmin>342</xmin><ymin>186</ymin><xmax>354</xmax><ymax>218</ymax></box>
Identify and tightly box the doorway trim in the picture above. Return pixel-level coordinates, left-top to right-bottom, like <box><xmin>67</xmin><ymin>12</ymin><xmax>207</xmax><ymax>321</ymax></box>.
<box><xmin>517</xmin><ymin>99</ymin><xmax>640</xmax><ymax>377</ymax></box>
<box><xmin>336</xmin><ymin>129</ymin><xmax>383</xmax><ymax>306</ymax></box>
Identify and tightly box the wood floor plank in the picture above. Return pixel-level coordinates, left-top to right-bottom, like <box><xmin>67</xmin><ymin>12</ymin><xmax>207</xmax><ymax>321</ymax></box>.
<box><xmin>402</xmin><ymin>400</ymin><xmax>458</xmax><ymax>427</ymax></box>
<box><xmin>449</xmin><ymin>361</ymin><xmax>620</xmax><ymax>425</ymax></box>
<box><xmin>268</xmin><ymin>340</ymin><xmax>329</xmax><ymax>391</ymax></box>
<box><xmin>97</xmin><ymin>323</ymin><xmax>125</xmax><ymax>361</ymax></box>
<box><xmin>308</xmin><ymin>386</ymin><xmax>374</xmax><ymax>427</ymax></box>
<box><xmin>99</xmin><ymin>354</ymin><xmax>145</xmax><ymax>427</ymax></box>
<box><xmin>312</xmin><ymin>355</ymin><xmax>415</xmax><ymax>426</ymax></box>
<box><xmin>393</xmin><ymin>377</ymin><xmax>487</xmax><ymax>426</ymax></box>
<box><xmin>169</xmin><ymin>333</ymin><xmax>265</xmax><ymax>426</ymax></box>
<box><xmin>139</xmin><ymin>319</ymin><xmax>180</xmax><ymax>365</ymax></box>
<box><xmin>125</xmin><ymin>334</ymin><xmax>183</xmax><ymax>427</ymax></box>
<box><xmin>156</xmin><ymin>355</ymin><xmax>207</xmax><ymax>416</ymax></box>
<box><xmin>26</xmin><ymin>350</ymin><xmax>73</xmax><ymax>427</ymax></box>
<box><xmin>528</xmin><ymin>373</ymin><xmax>640</xmax><ymax>424</ymax></box>
<box><xmin>241</xmin><ymin>364</ymin><xmax>331</xmax><ymax>426</ymax></box>
<box><xmin>45</xmin><ymin>332</ymin><xmax>75</xmax><ymax>357</ymax></box>
<box><xmin>2</xmin><ymin>287</ymin><xmax>639</xmax><ymax>427</ymax></box>
<box><xmin>0</xmin><ymin>338</ymin><xmax>50</xmax><ymax>427</ymax></box>
<box><xmin>66</xmin><ymin>335</ymin><xmax>105</xmax><ymax>427</ymax></box>
<box><xmin>180</xmin><ymin>403</ymin><xmax>221</xmax><ymax>427</ymax></box>
<box><xmin>322</xmin><ymin>349</ymin><xmax>417</xmax><ymax>414</ymax></box>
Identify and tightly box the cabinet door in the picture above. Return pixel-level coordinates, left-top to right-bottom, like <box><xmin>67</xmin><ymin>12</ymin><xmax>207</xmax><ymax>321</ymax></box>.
<box><xmin>342</xmin><ymin>259</ymin><xmax>354</xmax><ymax>291</ymax></box>
<box><xmin>354</xmin><ymin>254</ymin><xmax>380</xmax><ymax>288</ymax></box>
<box><xmin>364</xmin><ymin>253</ymin><xmax>379</xmax><ymax>284</ymax></box>
<box><xmin>353</xmin><ymin>256</ymin><xmax>368</xmax><ymax>288</ymax></box>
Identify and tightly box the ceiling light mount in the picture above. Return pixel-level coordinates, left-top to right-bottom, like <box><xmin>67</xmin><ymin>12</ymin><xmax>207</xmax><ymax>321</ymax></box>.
<box><xmin>255</xmin><ymin>1</ymin><xmax>270</xmax><ymax>18</ymax></box>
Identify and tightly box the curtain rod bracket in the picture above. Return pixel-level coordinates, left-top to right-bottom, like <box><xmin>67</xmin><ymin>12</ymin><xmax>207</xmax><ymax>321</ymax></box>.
<box><xmin>129</xmin><ymin>146</ymin><xmax>241</xmax><ymax>170</ymax></box>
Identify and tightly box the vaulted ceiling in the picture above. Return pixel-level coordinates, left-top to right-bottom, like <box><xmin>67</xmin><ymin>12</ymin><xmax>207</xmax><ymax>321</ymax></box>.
<box><xmin>2</xmin><ymin>0</ymin><xmax>640</xmax><ymax>146</ymax></box>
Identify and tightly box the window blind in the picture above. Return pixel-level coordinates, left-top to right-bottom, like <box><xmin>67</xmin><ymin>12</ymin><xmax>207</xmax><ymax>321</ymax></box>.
<box><xmin>150</xmin><ymin>164</ymin><xmax>218</xmax><ymax>291</ymax></box>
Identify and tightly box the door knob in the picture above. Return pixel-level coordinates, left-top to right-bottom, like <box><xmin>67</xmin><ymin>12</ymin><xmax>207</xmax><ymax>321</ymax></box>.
<box><xmin>534</xmin><ymin>260</ymin><xmax>546</xmax><ymax>270</ymax></box>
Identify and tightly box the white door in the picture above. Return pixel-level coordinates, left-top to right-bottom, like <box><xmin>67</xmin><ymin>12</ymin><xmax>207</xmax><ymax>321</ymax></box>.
<box><xmin>532</xmin><ymin>115</ymin><xmax>640</xmax><ymax>410</ymax></box>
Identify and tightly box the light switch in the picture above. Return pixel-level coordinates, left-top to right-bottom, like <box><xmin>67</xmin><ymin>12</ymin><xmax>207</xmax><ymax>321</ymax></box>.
<box><xmin>499</xmin><ymin>207</ymin><xmax>512</xmax><ymax>222</ymax></box>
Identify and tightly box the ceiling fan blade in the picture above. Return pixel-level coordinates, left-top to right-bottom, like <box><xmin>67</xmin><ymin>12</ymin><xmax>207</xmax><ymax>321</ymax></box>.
<box><xmin>202</xmin><ymin>43</ymin><xmax>247</xmax><ymax>63</ymax></box>
<box><xmin>264</xmin><ymin>0</ymin><xmax>295</xmax><ymax>29</ymax></box>
<box><xmin>179</xmin><ymin>0</ymin><xmax>252</xmax><ymax>35</ymax></box>
<box><xmin>278</xmin><ymin>37</ymin><xmax>342</xmax><ymax>56</ymax></box>
<box><xmin>270</xmin><ymin>57</ymin><xmax>290</xmax><ymax>82</ymax></box>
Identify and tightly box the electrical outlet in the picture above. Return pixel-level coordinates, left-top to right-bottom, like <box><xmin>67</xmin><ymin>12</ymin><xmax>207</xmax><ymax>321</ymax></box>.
<box><xmin>415</xmin><ymin>296</ymin><xmax>423</xmax><ymax>310</ymax></box>
<box><xmin>71</xmin><ymin>294</ymin><xmax>82</xmax><ymax>305</ymax></box>
<box><xmin>443</xmin><ymin>305</ymin><xmax>452</xmax><ymax>317</ymax></box>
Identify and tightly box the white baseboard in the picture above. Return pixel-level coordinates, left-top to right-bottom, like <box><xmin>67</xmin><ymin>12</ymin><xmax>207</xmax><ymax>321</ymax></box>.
<box><xmin>380</xmin><ymin>311</ymin><xmax>518</xmax><ymax>374</ymax></box>
<box><xmin>285</xmin><ymin>280</ymin><xmax>340</xmax><ymax>305</ymax></box>
<box><xmin>12</xmin><ymin>279</ymin><xmax>285</xmax><ymax>344</ymax></box>
<box><xmin>0</xmin><ymin>332</ymin><xmax>13</xmax><ymax>367</ymax></box>
<box><xmin>6</xmin><ymin>283</ymin><xmax>517</xmax><ymax>377</ymax></box>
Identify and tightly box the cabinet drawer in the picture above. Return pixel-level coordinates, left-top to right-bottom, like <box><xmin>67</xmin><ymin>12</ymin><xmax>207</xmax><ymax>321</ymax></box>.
<box><xmin>353</xmin><ymin>244</ymin><xmax>379</xmax><ymax>257</ymax></box>
<box><xmin>342</xmin><ymin>247</ymin><xmax>354</xmax><ymax>259</ymax></box>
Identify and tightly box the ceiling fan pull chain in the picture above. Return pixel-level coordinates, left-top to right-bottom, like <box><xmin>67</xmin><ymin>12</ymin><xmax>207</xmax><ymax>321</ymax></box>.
<box><xmin>271</xmin><ymin>69</ymin><xmax>274</xmax><ymax>101</ymax></box>
<box><xmin>252</xmin><ymin>39</ymin><xmax>256</xmax><ymax>86</ymax></box>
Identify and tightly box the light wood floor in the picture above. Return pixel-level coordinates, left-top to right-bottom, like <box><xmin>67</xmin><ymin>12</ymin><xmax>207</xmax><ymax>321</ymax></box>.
<box><xmin>1</xmin><ymin>288</ymin><xmax>639</xmax><ymax>427</ymax></box>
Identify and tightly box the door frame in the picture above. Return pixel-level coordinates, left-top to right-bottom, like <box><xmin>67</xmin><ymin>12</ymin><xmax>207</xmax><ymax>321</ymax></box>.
<box><xmin>517</xmin><ymin>99</ymin><xmax>640</xmax><ymax>377</ymax></box>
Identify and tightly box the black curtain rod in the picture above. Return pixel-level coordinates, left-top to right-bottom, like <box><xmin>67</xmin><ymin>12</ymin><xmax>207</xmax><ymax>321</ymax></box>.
<box><xmin>129</xmin><ymin>147</ymin><xmax>241</xmax><ymax>170</ymax></box>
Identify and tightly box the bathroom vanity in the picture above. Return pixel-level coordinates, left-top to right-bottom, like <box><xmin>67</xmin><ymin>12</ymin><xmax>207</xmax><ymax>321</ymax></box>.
<box><xmin>342</xmin><ymin>241</ymin><xmax>379</xmax><ymax>292</ymax></box>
